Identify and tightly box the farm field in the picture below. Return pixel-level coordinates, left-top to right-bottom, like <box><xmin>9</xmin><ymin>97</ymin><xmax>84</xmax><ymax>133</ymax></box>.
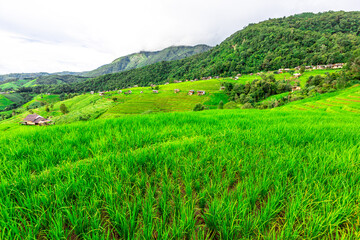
<box><xmin>278</xmin><ymin>84</ymin><xmax>360</xmax><ymax>113</ymax></box>
<box><xmin>225</xmin><ymin>69</ymin><xmax>341</xmax><ymax>87</ymax></box>
<box><xmin>0</xmin><ymin>94</ymin><xmax>14</xmax><ymax>110</ymax></box>
<box><xmin>0</xmin><ymin>79</ymin><xmax>227</xmax><ymax>128</ymax></box>
<box><xmin>0</xmin><ymin>104</ymin><xmax>359</xmax><ymax>239</ymax></box>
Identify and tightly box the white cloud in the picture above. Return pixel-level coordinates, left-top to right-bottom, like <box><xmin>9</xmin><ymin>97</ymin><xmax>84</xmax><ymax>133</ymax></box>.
<box><xmin>0</xmin><ymin>0</ymin><xmax>359</xmax><ymax>74</ymax></box>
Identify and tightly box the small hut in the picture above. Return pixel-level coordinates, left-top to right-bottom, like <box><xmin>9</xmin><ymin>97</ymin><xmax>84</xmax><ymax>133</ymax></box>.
<box><xmin>197</xmin><ymin>90</ymin><xmax>206</xmax><ymax>96</ymax></box>
<box><xmin>188</xmin><ymin>90</ymin><xmax>195</xmax><ymax>95</ymax></box>
<box><xmin>22</xmin><ymin>114</ymin><xmax>51</xmax><ymax>126</ymax></box>
<box><xmin>292</xmin><ymin>86</ymin><xmax>301</xmax><ymax>92</ymax></box>
<box><xmin>153</xmin><ymin>90</ymin><xmax>159</xmax><ymax>94</ymax></box>
<box><xmin>174</xmin><ymin>89</ymin><xmax>180</xmax><ymax>93</ymax></box>
<box><xmin>220</xmin><ymin>86</ymin><xmax>226</xmax><ymax>91</ymax></box>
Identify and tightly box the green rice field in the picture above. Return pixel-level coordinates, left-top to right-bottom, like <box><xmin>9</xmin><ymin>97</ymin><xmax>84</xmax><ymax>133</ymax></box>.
<box><xmin>0</xmin><ymin>98</ymin><xmax>359</xmax><ymax>238</ymax></box>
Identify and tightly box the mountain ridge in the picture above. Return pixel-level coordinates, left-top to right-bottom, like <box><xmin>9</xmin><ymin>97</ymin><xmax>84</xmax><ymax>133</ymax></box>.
<box><xmin>0</xmin><ymin>44</ymin><xmax>212</xmax><ymax>85</ymax></box>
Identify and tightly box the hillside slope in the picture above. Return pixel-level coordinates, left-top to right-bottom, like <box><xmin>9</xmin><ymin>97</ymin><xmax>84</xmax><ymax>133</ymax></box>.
<box><xmin>0</xmin><ymin>99</ymin><xmax>359</xmax><ymax>238</ymax></box>
<box><xmin>82</xmin><ymin>45</ymin><xmax>212</xmax><ymax>77</ymax></box>
<box><xmin>63</xmin><ymin>11</ymin><xmax>360</xmax><ymax>92</ymax></box>
<box><xmin>0</xmin><ymin>45</ymin><xmax>211</xmax><ymax>85</ymax></box>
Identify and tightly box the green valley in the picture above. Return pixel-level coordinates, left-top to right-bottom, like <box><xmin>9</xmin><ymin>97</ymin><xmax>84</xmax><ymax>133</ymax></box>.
<box><xmin>0</xmin><ymin>10</ymin><xmax>360</xmax><ymax>240</ymax></box>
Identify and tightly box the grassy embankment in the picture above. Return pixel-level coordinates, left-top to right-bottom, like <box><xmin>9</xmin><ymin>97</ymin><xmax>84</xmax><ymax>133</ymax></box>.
<box><xmin>0</xmin><ymin>68</ymin><xmax>343</xmax><ymax>129</ymax></box>
<box><xmin>0</xmin><ymin>100</ymin><xmax>359</xmax><ymax>238</ymax></box>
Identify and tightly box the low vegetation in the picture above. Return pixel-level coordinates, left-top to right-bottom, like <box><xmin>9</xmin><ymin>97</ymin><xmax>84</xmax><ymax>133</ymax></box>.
<box><xmin>0</xmin><ymin>103</ymin><xmax>359</xmax><ymax>238</ymax></box>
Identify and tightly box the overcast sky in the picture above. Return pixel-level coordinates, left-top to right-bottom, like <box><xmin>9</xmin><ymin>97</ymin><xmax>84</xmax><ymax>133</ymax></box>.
<box><xmin>0</xmin><ymin>0</ymin><xmax>359</xmax><ymax>74</ymax></box>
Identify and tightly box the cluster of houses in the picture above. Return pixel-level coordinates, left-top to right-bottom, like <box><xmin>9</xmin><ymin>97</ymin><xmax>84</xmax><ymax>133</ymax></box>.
<box><xmin>22</xmin><ymin>114</ymin><xmax>51</xmax><ymax>126</ymax></box>
<box><xmin>93</xmin><ymin>88</ymin><xmax>206</xmax><ymax>96</ymax></box>
<box><xmin>187</xmin><ymin>90</ymin><xmax>206</xmax><ymax>96</ymax></box>
<box><xmin>280</xmin><ymin>63</ymin><xmax>345</xmax><ymax>73</ymax></box>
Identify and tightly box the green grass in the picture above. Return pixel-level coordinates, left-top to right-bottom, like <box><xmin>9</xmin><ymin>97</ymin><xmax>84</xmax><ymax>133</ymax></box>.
<box><xmin>0</xmin><ymin>81</ymin><xmax>360</xmax><ymax>238</ymax></box>
<box><xmin>261</xmin><ymin>92</ymin><xmax>291</xmax><ymax>103</ymax></box>
<box><xmin>0</xmin><ymin>82</ymin><xmax>18</xmax><ymax>90</ymax></box>
<box><xmin>0</xmin><ymin>94</ymin><xmax>14</xmax><ymax>110</ymax></box>
<box><xmin>277</xmin><ymin>84</ymin><xmax>360</xmax><ymax>113</ymax></box>
<box><xmin>2</xmin><ymin>93</ymin><xmax>25</xmax><ymax>104</ymax></box>
<box><xmin>0</xmin><ymin>106</ymin><xmax>359</xmax><ymax>239</ymax></box>
<box><xmin>221</xmin><ymin>69</ymin><xmax>342</xmax><ymax>88</ymax></box>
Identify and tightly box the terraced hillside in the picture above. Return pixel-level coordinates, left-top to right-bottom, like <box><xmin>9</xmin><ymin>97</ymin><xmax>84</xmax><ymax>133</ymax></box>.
<box><xmin>0</xmin><ymin>103</ymin><xmax>359</xmax><ymax>239</ymax></box>
<box><xmin>0</xmin><ymin>79</ymin><xmax>228</xmax><ymax>129</ymax></box>
<box><xmin>278</xmin><ymin>84</ymin><xmax>360</xmax><ymax>113</ymax></box>
<box><xmin>0</xmin><ymin>94</ymin><xmax>14</xmax><ymax>111</ymax></box>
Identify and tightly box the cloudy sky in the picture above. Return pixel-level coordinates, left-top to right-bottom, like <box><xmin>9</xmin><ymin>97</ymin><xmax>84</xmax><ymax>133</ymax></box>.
<box><xmin>0</xmin><ymin>0</ymin><xmax>359</xmax><ymax>74</ymax></box>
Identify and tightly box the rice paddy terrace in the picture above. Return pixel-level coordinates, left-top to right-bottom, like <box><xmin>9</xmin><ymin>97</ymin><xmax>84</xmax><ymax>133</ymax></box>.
<box><xmin>0</xmin><ymin>82</ymin><xmax>359</xmax><ymax>239</ymax></box>
<box><xmin>278</xmin><ymin>84</ymin><xmax>360</xmax><ymax>113</ymax></box>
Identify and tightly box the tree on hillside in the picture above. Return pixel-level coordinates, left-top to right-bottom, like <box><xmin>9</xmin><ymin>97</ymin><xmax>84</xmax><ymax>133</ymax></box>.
<box><xmin>218</xmin><ymin>100</ymin><xmax>224</xmax><ymax>109</ymax></box>
<box><xmin>60</xmin><ymin>104</ymin><xmax>69</xmax><ymax>114</ymax></box>
<box><xmin>112</xmin><ymin>97</ymin><xmax>118</xmax><ymax>102</ymax></box>
<box><xmin>193</xmin><ymin>103</ymin><xmax>205</xmax><ymax>111</ymax></box>
<box><xmin>45</xmin><ymin>105</ymin><xmax>50</xmax><ymax>112</ymax></box>
<box><xmin>300</xmin><ymin>66</ymin><xmax>305</xmax><ymax>74</ymax></box>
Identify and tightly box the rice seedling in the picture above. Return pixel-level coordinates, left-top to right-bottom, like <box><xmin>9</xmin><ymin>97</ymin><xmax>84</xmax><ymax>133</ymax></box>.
<box><xmin>0</xmin><ymin>105</ymin><xmax>359</xmax><ymax>239</ymax></box>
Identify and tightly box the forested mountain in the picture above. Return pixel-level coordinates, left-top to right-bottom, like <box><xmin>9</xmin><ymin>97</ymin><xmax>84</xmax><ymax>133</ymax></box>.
<box><xmin>61</xmin><ymin>11</ymin><xmax>360</xmax><ymax>92</ymax></box>
<box><xmin>0</xmin><ymin>45</ymin><xmax>211</xmax><ymax>84</ymax></box>
<box><xmin>81</xmin><ymin>45</ymin><xmax>212</xmax><ymax>77</ymax></box>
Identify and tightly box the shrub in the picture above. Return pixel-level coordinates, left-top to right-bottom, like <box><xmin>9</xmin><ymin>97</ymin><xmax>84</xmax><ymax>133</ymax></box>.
<box><xmin>218</xmin><ymin>101</ymin><xmax>224</xmax><ymax>109</ymax></box>
<box><xmin>242</xmin><ymin>103</ymin><xmax>254</xmax><ymax>109</ymax></box>
<box><xmin>60</xmin><ymin>104</ymin><xmax>69</xmax><ymax>114</ymax></box>
<box><xmin>193</xmin><ymin>103</ymin><xmax>205</xmax><ymax>111</ymax></box>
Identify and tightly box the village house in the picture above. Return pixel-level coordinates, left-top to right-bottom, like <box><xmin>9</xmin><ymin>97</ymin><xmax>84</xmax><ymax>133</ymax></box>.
<box><xmin>165</xmin><ymin>82</ymin><xmax>169</xmax><ymax>85</ymax></box>
<box><xmin>293</xmin><ymin>73</ymin><xmax>301</xmax><ymax>78</ymax></box>
<box><xmin>151</xmin><ymin>84</ymin><xmax>156</xmax><ymax>88</ymax></box>
<box><xmin>22</xmin><ymin>114</ymin><xmax>51</xmax><ymax>126</ymax></box>
<box><xmin>153</xmin><ymin>90</ymin><xmax>159</xmax><ymax>94</ymax></box>
<box><xmin>124</xmin><ymin>90</ymin><xmax>132</xmax><ymax>95</ymax></box>
<box><xmin>188</xmin><ymin>90</ymin><xmax>195</xmax><ymax>95</ymax></box>
<box><xmin>197</xmin><ymin>90</ymin><xmax>206</xmax><ymax>96</ymax></box>
<box><xmin>292</xmin><ymin>86</ymin><xmax>301</xmax><ymax>92</ymax></box>
<box><xmin>99</xmin><ymin>92</ymin><xmax>105</xmax><ymax>96</ymax></box>
<box><xmin>140</xmin><ymin>91</ymin><xmax>143</xmax><ymax>93</ymax></box>
<box><xmin>90</xmin><ymin>91</ymin><xmax>94</xmax><ymax>94</ymax></box>
<box><xmin>174</xmin><ymin>89</ymin><xmax>180</xmax><ymax>93</ymax></box>
<box><xmin>174</xmin><ymin>80</ymin><xmax>179</xmax><ymax>83</ymax></box>
<box><xmin>333</xmin><ymin>63</ymin><xmax>344</xmax><ymax>69</ymax></box>
<box><xmin>220</xmin><ymin>86</ymin><xmax>226</xmax><ymax>91</ymax></box>
<box><xmin>118</xmin><ymin>90</ymin><xmax>122</xmax><ymax>94</ymax></box>
<box><xmin>134</xmin><ymin>85</ymin><xmax>138</xmax><ymax>88</ymax></box>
